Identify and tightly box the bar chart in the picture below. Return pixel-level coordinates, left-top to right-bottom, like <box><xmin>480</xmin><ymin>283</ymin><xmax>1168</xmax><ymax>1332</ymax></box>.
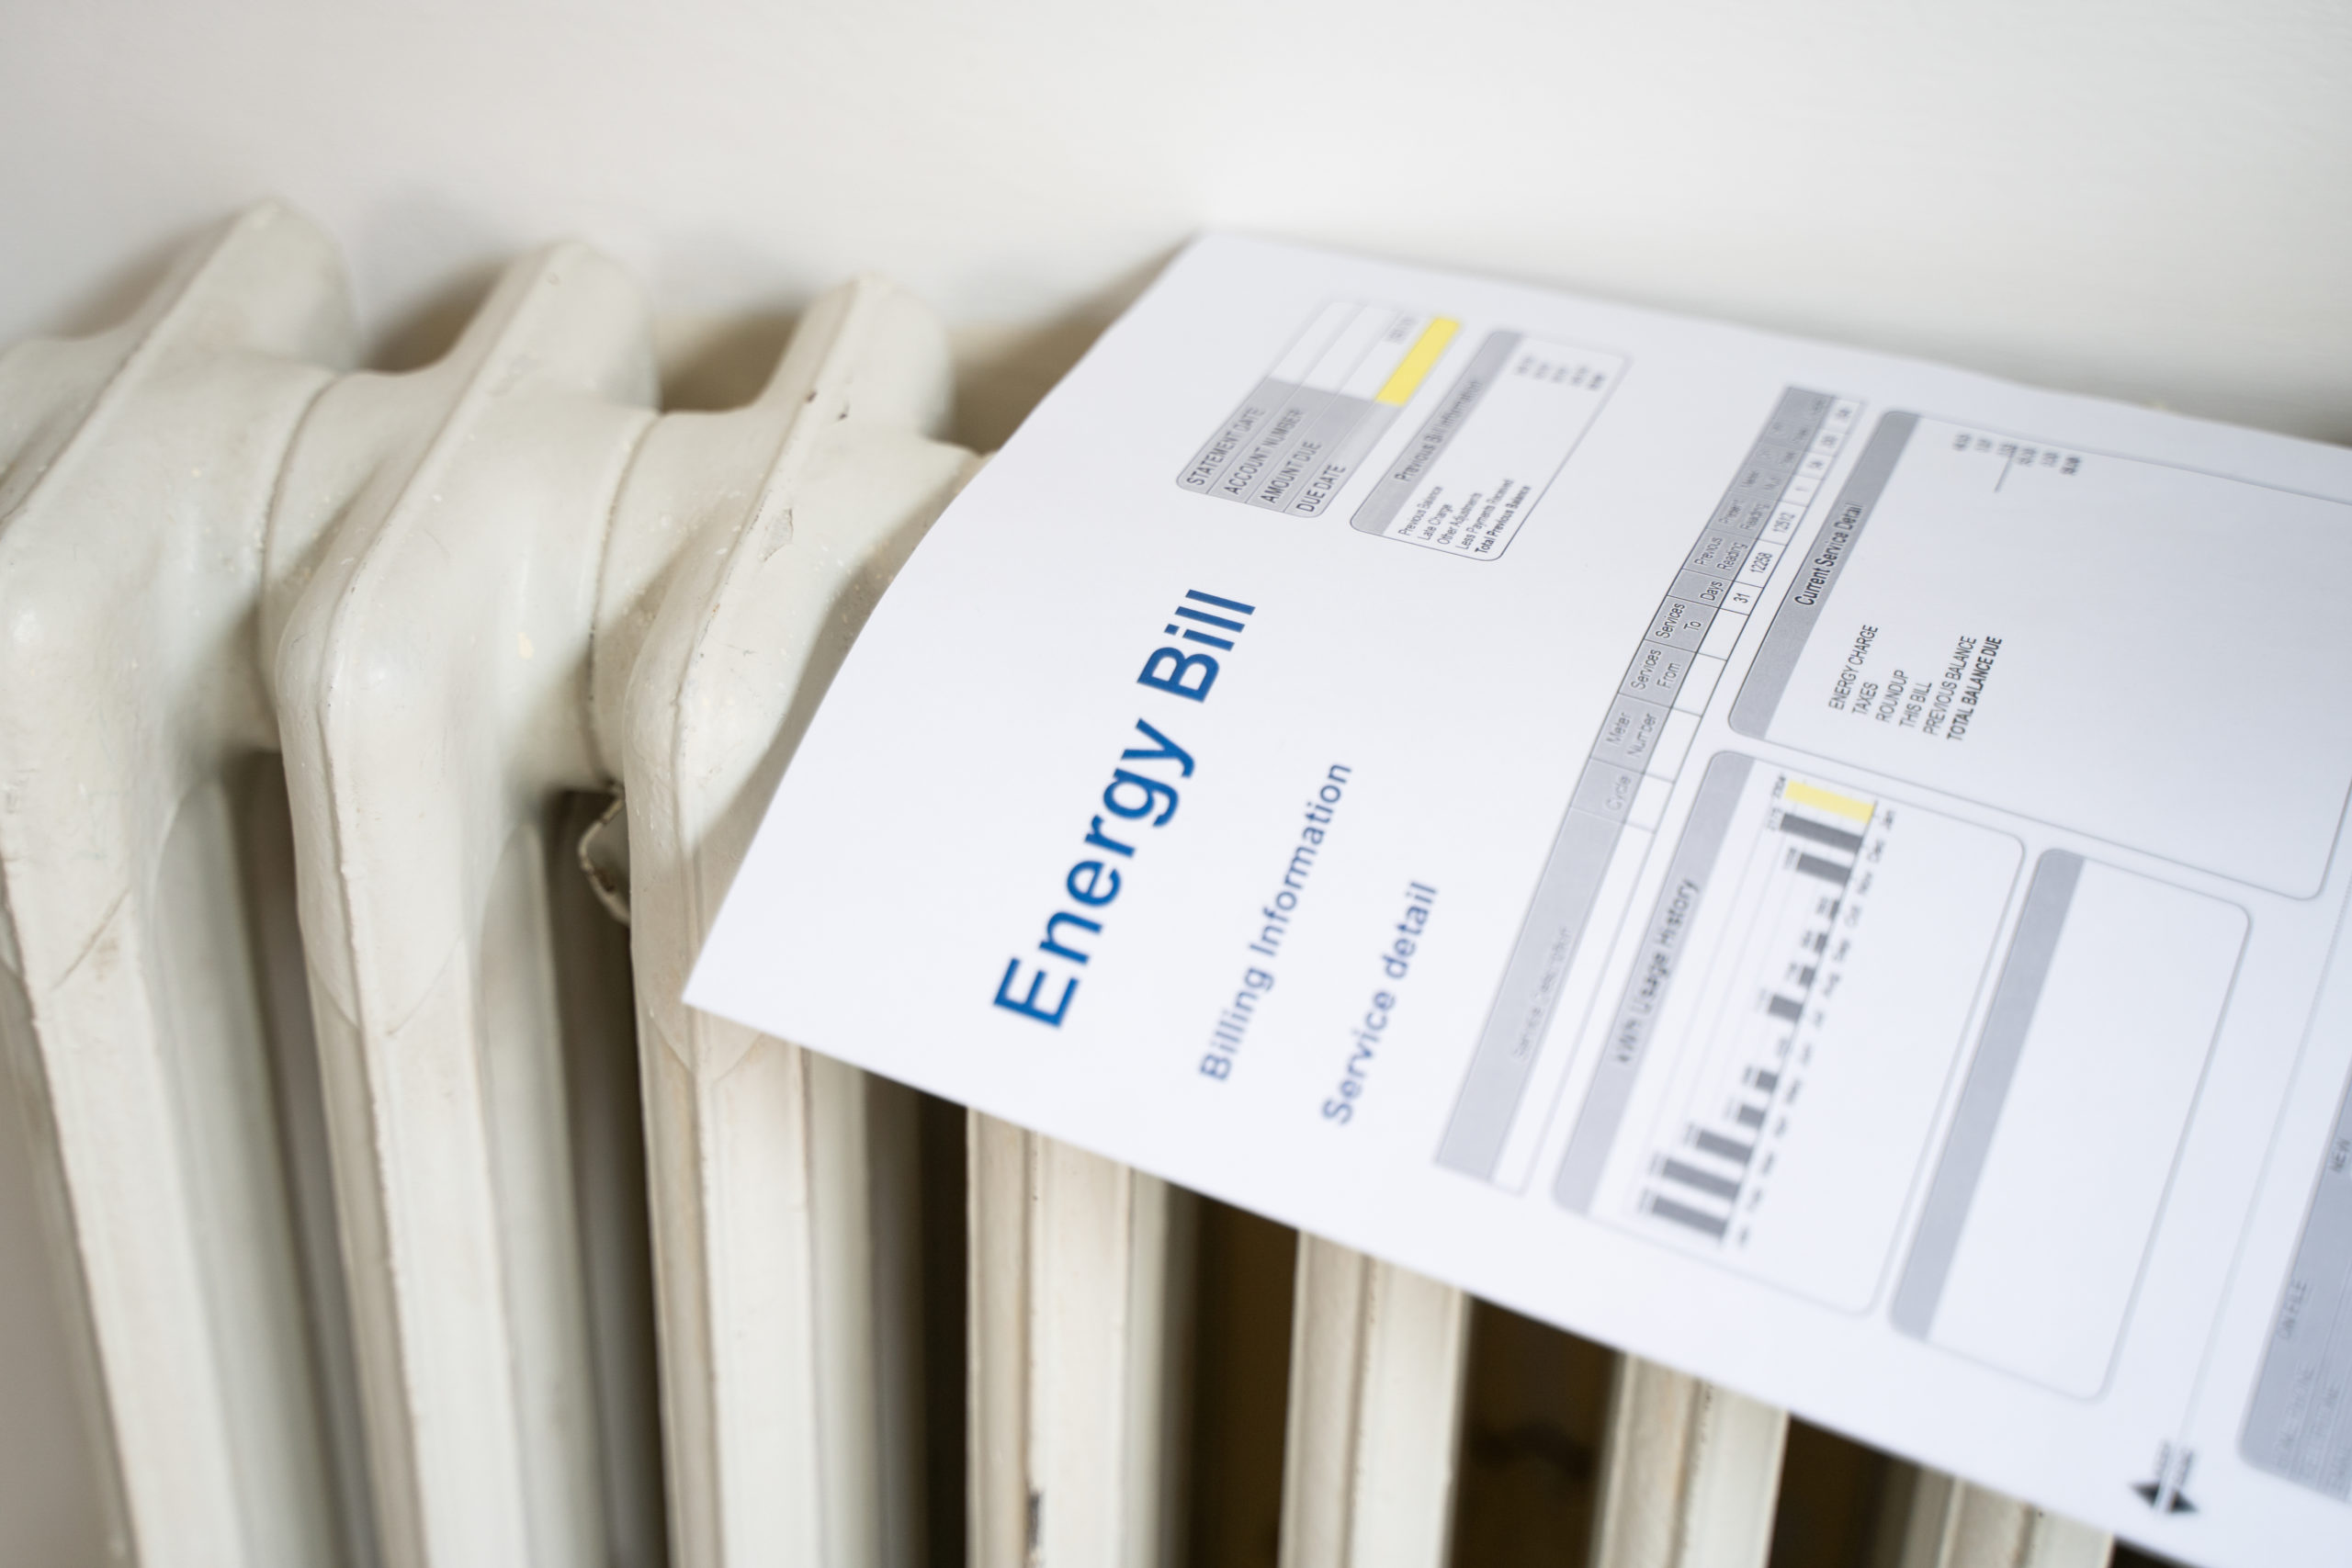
<box><xmin>1558</xmin><ymin>752</ymin><xmax>2019</xmax><ymax>1311</ymax></box>
<box><xmin>1641</xmin><ymin>777</ymin><xmax>1878</xmax><ymax>1243</ymax></box>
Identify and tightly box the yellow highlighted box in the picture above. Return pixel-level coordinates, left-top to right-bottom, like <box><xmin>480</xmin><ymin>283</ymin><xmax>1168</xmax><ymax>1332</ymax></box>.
<box><xmin>1374</xmin><ymin>317</ymin><xmax>1460</xmax><ymax>406</ymax></box>
<box><xmin>1783</xmin><ymin>779</ymin><xmax>1875</xmax><ymax>822</ymax></box>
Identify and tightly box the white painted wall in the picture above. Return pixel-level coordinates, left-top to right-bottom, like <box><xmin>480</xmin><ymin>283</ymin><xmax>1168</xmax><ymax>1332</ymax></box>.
<box><xmin>5</xmin><ymin>0</ymin><xmax>2348</xmax><ymax>439</ymax></box>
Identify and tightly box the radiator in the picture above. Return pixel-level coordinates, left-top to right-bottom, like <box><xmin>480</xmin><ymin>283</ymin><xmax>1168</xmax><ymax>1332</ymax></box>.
<box><xmin>0</xmin><ymin>203</ymin><xmax>2118</xmax><ymax>1568</ymax></box>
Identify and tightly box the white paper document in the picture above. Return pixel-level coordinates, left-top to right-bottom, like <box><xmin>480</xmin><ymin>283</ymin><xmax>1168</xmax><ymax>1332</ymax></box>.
<box><xmin>687</xmin><ymin>235</ymin><xmax>2352</xmax><ymax>1565</ymax></box>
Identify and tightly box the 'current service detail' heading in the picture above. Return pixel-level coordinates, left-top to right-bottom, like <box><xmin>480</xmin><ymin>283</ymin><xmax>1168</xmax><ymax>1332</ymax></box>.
<box><xmin>689</xmin><ymin>234</ymin><xmax>2352</xmax><ymax>1567</ymax></box>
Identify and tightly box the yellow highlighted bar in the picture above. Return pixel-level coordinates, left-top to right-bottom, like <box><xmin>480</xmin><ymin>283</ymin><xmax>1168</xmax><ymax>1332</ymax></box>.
<box><xmin>1783</xmin><ymin>779</ymin><xmax>1874</xmax><ymax>822</ymax></box>
<box><xmin>1374</xmin><ymin>317</ymin><xmax>1460</xmax><ymax>406</ymax></box>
